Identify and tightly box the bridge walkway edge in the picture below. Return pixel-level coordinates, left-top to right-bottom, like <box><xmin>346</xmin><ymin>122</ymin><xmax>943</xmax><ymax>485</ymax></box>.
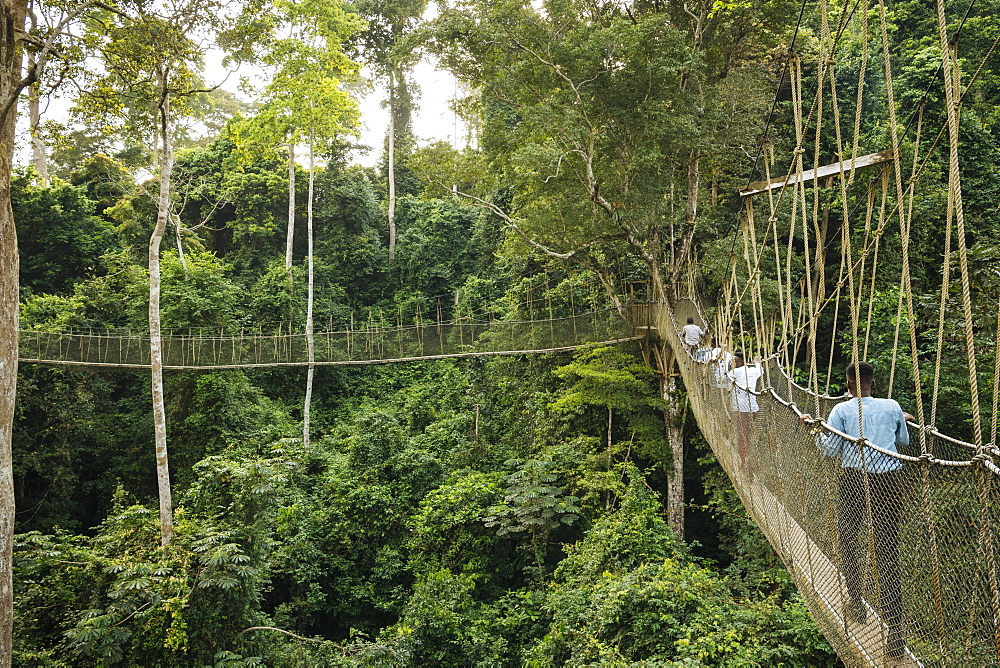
<box><xmin>655</xmin><ymin>302</ymin><xmax>921</xmax><ymax>667</ymax></box>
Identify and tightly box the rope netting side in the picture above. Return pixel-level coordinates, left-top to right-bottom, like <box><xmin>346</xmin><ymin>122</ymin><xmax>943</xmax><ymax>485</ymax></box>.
<box><xmin>17</xmin><ymin>309</ymin><xmax>639</xmax><ymax>368</ymax></box>
<box><xmin>664</xmin><ymin>298</ymin><xmax>1000</xmax><ymax>666</ymax></box>
<box><xmin>17</xmin><ymin>269</ymin><xmax>649</xmax><ymax>367</ymax></box>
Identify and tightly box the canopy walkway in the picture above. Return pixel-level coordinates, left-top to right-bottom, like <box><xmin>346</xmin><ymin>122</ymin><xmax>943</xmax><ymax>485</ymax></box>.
<box><xmin>662</xmin><ymin>298</ymin><xmax>999</xmax><ymax>666</ymax></box>
<box><xmin>662</xmin><ymin>0</ymin><xmax>1000</xmax><ymax>660</ymax></box>
<box><xmin>24</xmin><ymin>295</ymin><xmax>1000</xmax><ymax>665</ymax></box>
<box><xmin>16</xmin><ymin>308</ymin><xmax>640</xmax><ymax>369</ymax></box>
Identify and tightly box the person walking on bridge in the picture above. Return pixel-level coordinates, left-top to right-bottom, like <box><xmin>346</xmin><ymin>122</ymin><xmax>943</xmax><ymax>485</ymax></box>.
<box><xmin>709</xmin><ymin>338</ymin><xmax>732</xmax><ymax>389</ymax></box>
<box><xmin>800</xmin><ymin>361</ymin><xmax>914</xmax><ymax>662</ymax></box>
<box><xmin>682</xmin><ymin>317</ymin><xmax>706</xmax><ymax>354</ymax></box>
<box><xmin>727</xmin><ymin>351</ymin><xmax>761</xmax><ymax>469</ymax></box>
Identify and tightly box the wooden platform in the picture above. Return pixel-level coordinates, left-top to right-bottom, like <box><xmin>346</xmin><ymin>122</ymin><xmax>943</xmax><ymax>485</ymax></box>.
<box><xmin>740</xmin><ymin>150</ymin><xmax>896</xmax><ymax>197</ymax></box>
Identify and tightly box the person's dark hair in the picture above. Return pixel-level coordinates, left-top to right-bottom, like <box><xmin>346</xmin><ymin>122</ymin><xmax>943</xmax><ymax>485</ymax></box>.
<box><xmin>710</xmin><ymin>337</ymin><xmax>718</xmax><ymax>347</ymax></box>
<box><xmin>687</xmin><ymin>317</ymin><xmax>695</xmax><ymax>324</ymax></box>
<box><xmin>733</xmin><ymin>351</ymin><xmax>745</xmax><ymax>363</ymax></box>
<box><xmin>846</xmin><ymin>361</ymin><xmax>874</xmax><ymax>383</ymax></box>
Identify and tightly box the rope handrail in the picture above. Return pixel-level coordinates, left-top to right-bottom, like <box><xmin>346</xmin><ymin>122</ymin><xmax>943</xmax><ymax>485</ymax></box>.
<box><xmin>17</xmin><ymin>310</ymin><xmax>617</xmax><ymax>337</ymax></box>
<box><xmin>19</xmin><ymin>309</ymin><xmax>626</xmax><ymax>336</ymax></box>
<box><xmin>767</xmin><ymin>352</ymin><xmax>988</xmax><ymax>455</ymax></box>
<box><xmin>16</xmin><ymin>308</ymin><xmax>641</xmax><ymax>368</ymax></box>
<box><xmin>674</xmin><ymin>300</ymin><xmax>989</xmax><ymax>467</ymax></box>
<box><xmin>773</xmin><ymin>389</ymin><xmax>981</xmax><ymax>468</ymax></box>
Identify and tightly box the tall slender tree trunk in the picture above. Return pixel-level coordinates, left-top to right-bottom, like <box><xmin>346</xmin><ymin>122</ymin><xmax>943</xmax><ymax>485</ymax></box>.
<box><xmin>285</xmin><ymin>140</ymin><xmax>295</xmax><ymax>276</ymax></box>
<box><xmin>0</xmin><ymin>0</ymin><xmax>26</xmax><ymax>656</ymax></box>
<box><xmin>657</xmin><ymin>148</ymin><xmax>700</xmax><ymax>538</ymax></box>
<box><xmin>670</xmin><ymin>147</ymin><xmax>700</xmax><ymax>286</ymax></box>
<box><xmin>661</xmin><ymin>346</ymin><xmax>685</xmax><ymax>537</ymax></box>
<box><xmin>26</xmin><ymin>58</ymin><xmax>46</xmax><ymax>186</ymax></box>
<box><xmin>173</xmin><ymin>214</ymin><xmax>186</xmax><ymax>274</ymax></box>
<box><xmin>303</xmin><ymin>130</ymin><xmax>315</xmax><ymax>447</ymax></box>
<box><xmin>387</xmin><ymin>69</ymin><xmax>396</xmax><ymax>264</ymax></box>
<box><xmin>26</xmin><ymin>0</ymin><xmax>46</xmax><ymax>187</ymax></box>
<box><xmin>150</xmin><ymin>82</ymin><xmax>173</xmax><ymax>546</ymax></box>
<box><xmin>0</xmin><ymin>2</ymin><xmax>26</xmax><ymax>659</ymax></box>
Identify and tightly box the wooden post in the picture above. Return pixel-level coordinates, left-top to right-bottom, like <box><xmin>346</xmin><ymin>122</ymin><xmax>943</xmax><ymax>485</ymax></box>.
<box><xmin>456</xmin><ymin>292</ymin><xmax>465</xmax><ymax>350</ymax></box>
<box><xmin>546</xmin><ymin>274</ymin><xmax>554</xmax><ymax>348</ymax></box>
<box><xmin>570</xmin><ymin>283</ymin><xmax>578</xmax><ymax>343</ymax></box>
<box><xmin>437</xmin><ymin>297</ymin><xmax>444</xmax><ymax>355</ymax></box>
<box><xmin>528</xmin><ymin>283</ymin><xmax>535</xmax><ymax>350</ymax></box>
<box><xmin>416</xmin><ymin>303</ymin><xmax>424</xmax><ymax>356</ymax></box>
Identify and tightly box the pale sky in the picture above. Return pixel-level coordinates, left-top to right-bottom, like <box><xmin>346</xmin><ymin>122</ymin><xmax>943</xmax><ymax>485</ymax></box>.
<box><xmin>15</xmin><ymin>47</ymin><xmax>468</xmax><ymax>170</ymax></box>
<box><xmin>353</xmin><ymin>57</ymin><xmax>469</xmax><ymax>167</ymax></box>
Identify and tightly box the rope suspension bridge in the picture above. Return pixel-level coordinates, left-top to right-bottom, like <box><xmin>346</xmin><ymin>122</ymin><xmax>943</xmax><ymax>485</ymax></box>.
<box><xmin>17</xmin><ymin>308</ymin><xmax>639</xmax><ymax>369</ymax></box>
<box><xmin>15</xmin><ymin>0</ymin><xmax>1000</xmax><ymax>665</ymax></box>
<box><xmin>668</xmin><ymin>0</ymin><xmax>1000</xmax><ymax>663</ymax></box>
<box><xmin>16</xmin><ymin>274</ymin><xmax>650</xmax><ymax>367</ymax></box>
<box><xmin>665</xmin><ymin>297</ymin><xmax>998</xmax><ymax>667</ymax></box>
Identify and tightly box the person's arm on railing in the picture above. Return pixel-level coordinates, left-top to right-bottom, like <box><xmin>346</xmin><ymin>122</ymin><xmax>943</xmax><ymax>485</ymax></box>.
<box><xmin>799</xmin><ymin>410</ymin><xmax>844</xmax><ymax>459</ymax></box>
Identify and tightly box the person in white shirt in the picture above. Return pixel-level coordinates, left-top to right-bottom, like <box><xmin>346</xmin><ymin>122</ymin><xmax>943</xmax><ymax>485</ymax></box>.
<box><xmin>727</xmin><ymin>351</ymin><xmax>762</xmax><ymax>469</ymax></box>
<box><xmin>708</xmin><ymin>338</ymin><xmax>732</xmax><ymax>388</ymax></box>
<box><xmin>682</xmin><ymin>317</ymin><xmax>706</xmax><ymax>353</ymax></box>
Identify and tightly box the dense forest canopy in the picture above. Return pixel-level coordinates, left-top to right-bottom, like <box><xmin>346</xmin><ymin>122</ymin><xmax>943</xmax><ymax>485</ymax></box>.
<box><xmin>0</xmin><ymin>0</ymin><xmax>996</xmax><ymax>663</ymax></box>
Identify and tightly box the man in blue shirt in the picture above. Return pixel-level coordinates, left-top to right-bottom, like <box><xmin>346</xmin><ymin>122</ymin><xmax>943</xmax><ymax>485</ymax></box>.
<box><xmin>800</xmin><ymin>362</ymin><xmax>913</xmax><ymax>661</ymax></box>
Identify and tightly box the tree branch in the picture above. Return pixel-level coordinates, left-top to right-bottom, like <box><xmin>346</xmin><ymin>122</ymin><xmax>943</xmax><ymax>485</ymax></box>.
<box><xmin>451</xmin><ymin>186</ymin><xmax>617</xmax><ymax>261</ymax></box>
<box><xmin>238</xmin><ymin>626</ymin><xmax>329</xmax><ymax>643</ymax></box>
<box><xmin>2</xmin><ymin>0</ymin><xmax>112</xmax><ymax>121</ymax></box>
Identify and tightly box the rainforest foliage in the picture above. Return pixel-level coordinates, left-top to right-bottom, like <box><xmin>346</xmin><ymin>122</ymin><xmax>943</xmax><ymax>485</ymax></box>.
<box><xmin>8</xmin><ymin>0</ymin><xmax>1000</xmax><ymax>664</ymax></box>
<box><xmin>12</xmin><ymin>141</ymin><xmax>833</xmax><ymax>665</ymax></box>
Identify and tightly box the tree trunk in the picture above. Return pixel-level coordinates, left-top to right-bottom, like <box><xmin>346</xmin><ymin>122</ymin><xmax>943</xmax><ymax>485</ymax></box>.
<box><xmin>150</xmin><ymin>82</ymin><xmax>174</xmax><ymax>546</ymax></box>
<box><xmin>661</xmin><ymin>346</ymin><xmax>685</xmax><ymax>537</ymax></box>
<box><xmin>670</xmin><ymin>147</ymin><xmax>700</xmax><ymax>286</ymax></box>
<box><xmin>0</xmin><ymin>1</ymin><xmax>26</xmax><ymax>659</ymax></box>
<box><xmin>387</xmin><ymin>69</ymin><xmax>396</xmax><ymax>264</ymax></box>
<box><xmin>303</xmin><ymin>130</ymin><xmax>315</xmax><ymax>448</ymax></box>
<box><xmin>26</xmin><ymin>56</ymin><xmax>46</xmax><ymax>186</ymax></box>
<box><xmin>173</xmin><ymin>214</ymin><xmax>186</xmax><ymax>274</ymax></box>
<box><xmin>285</xmin><ymin>140</ymin><xmax>295</xmax><ymax>276</ymax></box>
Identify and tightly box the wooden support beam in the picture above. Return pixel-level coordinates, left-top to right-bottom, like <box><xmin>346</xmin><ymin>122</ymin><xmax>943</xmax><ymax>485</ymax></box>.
<box><xmin>740</xmin><ymin>149</ymin><xmax>895</xmax><ymax>198</ymax></box>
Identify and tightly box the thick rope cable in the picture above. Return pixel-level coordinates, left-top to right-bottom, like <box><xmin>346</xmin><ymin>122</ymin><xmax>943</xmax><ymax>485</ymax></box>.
<box><xmin>840</xmin><ymin>20</ymin><xmax>1000</xmax><ymax>287</ymax></box>
<box><xmin>824</xmin><ymin>257</ymin><xmax>845</xmax><ymax>395</ymax></box>
<box><xmin>847</xmin><ymin>2</ymin><xmax>869</xmax><ymax>190</ymax></box>
<box><xmin>841</xmin><ymin>141</ymin><xmax>863</xmax><ymax>442</ymax></box>
<box><xmin>743</xmin><ymin>0</ymin><xmax>811</xmax><ymax>190</ymax></box>
<box><xmin>992</xmin><ymin>293</ymin><xmax>1000</xmax><ymax>451</ymax></box>
<box><xmin>932</xmin><ymin>0</ymin><xmax>1000</xmax><ymax>654</ymax></box>
<box><xmin>828</xmin><ymin>0</ymin><xmax>869</xmax><ymax>407</ymax></box>
<box><xmin>733</xmin><ymin>0</ymin><xmax>859</xmax><ymax>257</ymax></box>
<box><xmin>930</xmin><ymin>134</ymin><xmax>954</xmax><ymax>432</ymax></box>
<box><xmin>747</xmin><ymin>201</ymin><xmax>769</xmax><ymax>367</ymax></box>
<box><xmin>935</xmin><ymin>0</ymin><xmax>983</xmax><ymax>452</ymax></box>
<box><xmin>733</xmin><ymin>1</ymin><xmax>895</xmax><ymax>377</ymax></box>
<box><xmin>790</xmin><ymin>47</ymin><xmax>823</xmax><ymax>410</ymax></box>
<box><xmin>858</xmin><ymin>183</ymin><xmax>878</xmax><ymax>360</ymax></box>
<box><xmin>878</xmin><ymin>0</ymin><xmax>929</xmax><ymax>450</ymax></box>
